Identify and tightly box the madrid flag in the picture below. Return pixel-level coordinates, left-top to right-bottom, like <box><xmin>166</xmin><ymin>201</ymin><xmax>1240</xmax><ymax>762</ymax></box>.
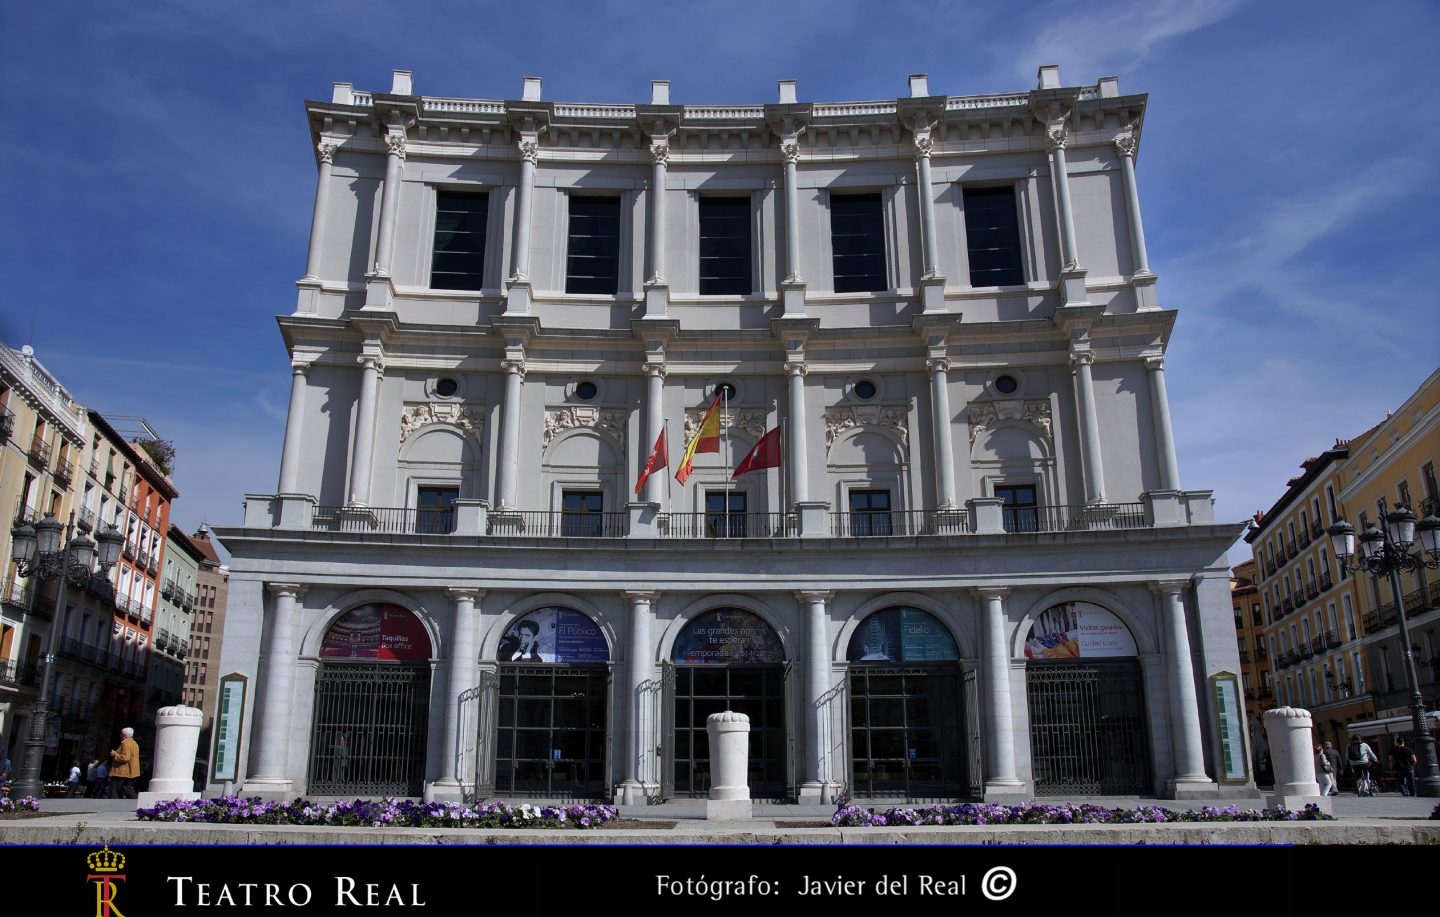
<box><xmin>732</xmin><ymin>426</ymin><xmax>782</xmax><ymax>479</ymax></box>
<box><xmin>634</xmin><ymin>429</ymin><xmax>668</xmax><ymax>495</ymax></box>
<box><xmin>675</xmin><ymin>395</ymin><xmax>722</xmax><ymax>484</ymax></box>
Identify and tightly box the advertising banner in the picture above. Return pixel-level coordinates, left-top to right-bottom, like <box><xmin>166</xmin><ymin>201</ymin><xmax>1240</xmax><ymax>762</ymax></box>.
<box><xmin>1023</xmin><ymin>602</ymin><xmax>1137</xmax><ymax>660</ymax></box>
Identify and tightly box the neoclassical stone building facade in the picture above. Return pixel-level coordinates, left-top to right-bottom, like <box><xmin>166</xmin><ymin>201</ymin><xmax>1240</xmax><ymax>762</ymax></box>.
<box><xmin>215</xmin><ymin>66</ymin><xmax>1250</xmax><ymax>804</ymax></box>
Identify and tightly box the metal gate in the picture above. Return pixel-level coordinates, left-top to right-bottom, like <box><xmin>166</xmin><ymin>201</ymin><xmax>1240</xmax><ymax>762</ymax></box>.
<box><xmin>307</xmin><ymin>662</ymin><xmax>430</xmax><ymax>796</ymax></box>
<box><xmin>662</xmin><ymin>661</ymin><xmax>791</xmax><ymax>800</ymax></box>
<box><xmin>1026</xmin><ymin>660</ymin><xmax>1150</xmax><ymax>796</ymax></box>
<box><xmin>848</xmin><ymin>664</ymin><xmax>972</xmax><ymax>800</ymax></box>
<box><xmin>490</xmin><ymin>664</ymin><xmax>612</xmax><ymax>800</ymax></box>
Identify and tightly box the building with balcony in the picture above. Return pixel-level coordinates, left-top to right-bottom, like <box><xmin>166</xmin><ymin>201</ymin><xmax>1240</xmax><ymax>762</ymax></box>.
<box><xmin>148</xmin><ymin>524</ymin><xmax>201</xmax><ymax>735</ymax></box>
<box><xmin>1246</xmin><ymin>367</ymin><xmax>1439</xmax><ymax>755</ymax></box>
<box><xmin>1229</xmin><ymin>558</ymin><xmax>1271</xmax><ymax>766</ymax></box>
<box><xmin>180</xmin><ymin>524</ymin><xmax>228</xmax><ymax>747</ymax></box>
<box><xmin>215</xmin><ymin>66</ymin><xmax>1248</xmax><ymax>805</ymax></box>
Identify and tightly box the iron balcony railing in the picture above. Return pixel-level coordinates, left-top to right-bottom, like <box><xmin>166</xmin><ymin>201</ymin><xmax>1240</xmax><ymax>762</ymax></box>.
<box><xmin>0</xmin><ymin>409</ymin><xmax>13</xmax><ymax>442</ymax></box>
<box><xmin>53</xmin><ymin>458</ymin><xmax>73</xmax><ymax>487</ymax></box>
<box><xmin>1238</xmin><ymin>647</ymin><xmax>1250</xmax><ymax>662</ymax></box>
<box><xmin>27</xmin><ymin>436</ymin><xmax>52</xmax><ymax>468</ymax></box>
<box><xmin>0</xmin><ymin>659</ymin><xmax>36</xmax><ymax>687</ymax></box>
<box><xmin>2</xmin><ymin>579</ymin><xmax>33</xmax><ymax>610</ymax></box>
<box><xmin>303</xmin><ymin>502</ymin><xmax>1153</xmax><ymax>539</ymax></box>
<box><xmin>1255</xmin><ymin>645</ymin><xmax>1269</xmax><ymax>660</ymax></box>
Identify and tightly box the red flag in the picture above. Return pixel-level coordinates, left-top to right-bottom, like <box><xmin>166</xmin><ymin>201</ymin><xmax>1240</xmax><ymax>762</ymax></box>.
<box><xmin>675</xmin><ymin>395</ymin><xmax>722</xmax><ymax>485</ymax></box>
<box><xmin>635</xmin><ymin>429</ymin><xmax>668</xmax><ymax>495</ymax></box>
<box><xmin>732</xmin><ymin>426</ymin><xmax>782</xmax><ymax>479</ymax></box>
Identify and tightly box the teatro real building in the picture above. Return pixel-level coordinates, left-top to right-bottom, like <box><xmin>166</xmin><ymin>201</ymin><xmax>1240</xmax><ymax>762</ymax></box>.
<box><xmin>213</xmin><ymin>65</ymin><xmax>1251</xmax><ymax>806</ymax></box>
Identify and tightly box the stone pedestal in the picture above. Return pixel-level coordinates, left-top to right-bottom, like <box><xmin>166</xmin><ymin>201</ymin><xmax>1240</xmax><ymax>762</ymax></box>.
<box><xmin>137</xmin><ymin>705</ymin><xmax>204</xmax><ymax>808</ymax></box>
<box><xmin>706</xmin><ymin>711</ymin><xmax>752</xmax><ymax>819</ymax></box>
<box><xmin>1261</xmin><ymin>706</ymin><xmax>1332</xmax><ymax>815</ymax></box>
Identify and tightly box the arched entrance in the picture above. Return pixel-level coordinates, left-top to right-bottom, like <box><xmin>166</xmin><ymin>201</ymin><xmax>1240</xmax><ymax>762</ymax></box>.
<box><xmin>1024</xmin><ymin>601</ymin><xmax>1151</xmax><ymax>795</ymax></box>
<box><xmin>490</xmin><ymin>607</ymin><xmax>610</xmax><ymax>799</ymax></box>
<box><xmin>847</xmin><ymin>607</ymin><xmax>976</xmax><ymax>799</ymax></box>
<box><xmin>665</xmin><ymin>608</ymin><xmax>789</xmax><ymax>800</ymax></box>
<box><xmin>308</xmin><ymin>604</ymin><xmax>433</xmax><ymax>796</ymax></box>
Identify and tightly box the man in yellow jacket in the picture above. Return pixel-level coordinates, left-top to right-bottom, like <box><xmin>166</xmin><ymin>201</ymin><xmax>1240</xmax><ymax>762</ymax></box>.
<box><xmin>109</xmin><ymin>727</ymin><xmax>141</xmax><ymax>799</ymax></box>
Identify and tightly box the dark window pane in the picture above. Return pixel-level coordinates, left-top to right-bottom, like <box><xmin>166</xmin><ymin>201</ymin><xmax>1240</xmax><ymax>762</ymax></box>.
<box><xmin>996</xmin><ymin>484</ymin><xmax>1038</xmax><ymax>533</ymax></box>
<box><xmin>416</xmin><ymin>486</ymin><xmax>458</xmax><ymax>534</ymax></box>
<box><xmin>849</xmin><ymin>489</ymin><xmax>891</xmax><ymax>536</ymax></box>
<box><xmin>562</xmin><ymin>490</ymin><xmax>604</xmax><ymax>537</ymax></box>
<box><xmin>429</xmin><ymin>192</ymin><xmax>488</xmax><ymax>291</ymax></box>
<box><xmin>963</xmin><ymin>186</ymin><xmax>1024</xmax><ymax>287</ymax></box>
<box><xmin>830</xmin><ymin>193</ymin><xmax>887</xmax><ymax>293</ymax></box>
<box><xmin>566</xmin><ymin>197</ymin><xmax>621</xmax><ymax>294</ymax></box>
<box><xmin>699</xmin><ymin>198</ymin><xmax>752</xmax><ymax>295</ymax></box>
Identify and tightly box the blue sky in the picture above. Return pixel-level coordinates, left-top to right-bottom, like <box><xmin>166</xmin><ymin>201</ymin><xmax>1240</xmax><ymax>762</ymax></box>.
<box><xmin>2</xmin><ymin>0</ymin><xmax>1436</xmax><ymax>564</ymax></box>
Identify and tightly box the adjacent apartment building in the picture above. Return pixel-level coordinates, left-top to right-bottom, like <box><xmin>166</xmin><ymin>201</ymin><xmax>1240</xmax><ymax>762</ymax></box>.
<box><xmin>215</xmin><ymin>66</ymin><xmax>1248</xmax><ymax>804</ymax></box>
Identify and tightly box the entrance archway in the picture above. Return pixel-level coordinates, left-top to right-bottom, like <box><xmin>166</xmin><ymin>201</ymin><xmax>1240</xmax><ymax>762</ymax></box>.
<box><xmin>491</xmin><ymin>607</ymin><xmax>611</xmax><ymax>799</ymax></box>
<box><xmin>1024</xmin><ymin>601</ymin><xmax>1151</xmax><ymax>795</ymax></box>
<box><xmin>847</xmin><ymin>607</ymin><xmax>975</xmax><ymax>799</ymax></box>
<box><xmin>308</xmin><ymin>604</ymin><xmax>432</xmax><ymax>796</ymax></box>
<box><xmin>665</xmin><ymin>608</ymin><xmax>788</xmax><ymax>800</ymax></box>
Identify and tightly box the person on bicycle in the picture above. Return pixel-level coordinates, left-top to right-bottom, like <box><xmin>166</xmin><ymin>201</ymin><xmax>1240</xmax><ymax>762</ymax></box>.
<box><xmin>1347</xmin><ymin>736</ymin><xmax>1378</xmax><ymax>794</ymax></box>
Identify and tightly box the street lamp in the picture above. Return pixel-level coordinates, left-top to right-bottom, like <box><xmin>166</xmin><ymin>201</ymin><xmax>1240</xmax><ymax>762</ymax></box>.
<box><xmin>8</xmin><ymin>512</ymin><xmax>123</xmax><ymax>799</ymax></box>
<box><xmin>1329</xmin><ymin>505</ymin><xmax>1440</xmax><ymax>798</ymax></box>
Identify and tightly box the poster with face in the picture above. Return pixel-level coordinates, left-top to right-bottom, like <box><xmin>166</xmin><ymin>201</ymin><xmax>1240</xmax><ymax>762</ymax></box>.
<box><xmin>1023</xmin><ymin>602</ymin><xmax>1137</xmax><ymax>660</ymax></box>
<box><xmin>498</xmin><ymin>608</ymin><xmax>608</xmax><ymax>663</ymax></box>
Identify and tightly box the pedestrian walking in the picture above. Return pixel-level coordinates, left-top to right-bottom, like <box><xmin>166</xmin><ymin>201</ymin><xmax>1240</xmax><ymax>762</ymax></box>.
<box><xmin>1323</xmin><ymin>742</ymin><xmax>1343</xmax><ymax>795</ymax></box>
<box><xmin>108</xmin><ymin>727</ymin><xmax>141</xmax><ymax>799</ymax></box>
<box><xmin>1390</xmin><ymin>737</ymin><xmax>1418</xmax><ymax>797</ymax></box>
<box><xmin>1315</xmin><ymin>743</ymin><xmax>1336</xmax><ymax>796</ymax></box>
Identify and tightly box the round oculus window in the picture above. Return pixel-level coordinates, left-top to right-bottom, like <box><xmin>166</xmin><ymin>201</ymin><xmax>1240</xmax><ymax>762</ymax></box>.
<box><xmin>435</xmin><ymin>377</ymin><xmax>460</xmax><ymax>397</ymax></box>
<box><xmin>994</xmin><ymin>374</ymin><xmax>1019</xmax><ymax>395</ymax></box>
<box><xmin>853</xmin><ymin>379</ymin><xmax>878</xmax><ymax>400</ymax></box>
<box><xmin>575</xmin><ymin>380</ymin><xmax>599</xmax><ymax>401</ymax></box>
<box><xmin>714</xmin><ymin>382</ymin><xmax>738</xmax><ymax>402</ymax></box>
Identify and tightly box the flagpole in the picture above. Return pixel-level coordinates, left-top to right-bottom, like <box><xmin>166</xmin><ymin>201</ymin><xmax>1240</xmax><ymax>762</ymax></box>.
<box><xmin>663</xmin><ymin>419</ymin><xmax>672</xmax><ymax>512</ymax></box>
<box><xmin>722</xmin><ymin>387</ymin><xmax>731</xmax><ymax>535</ymax></box>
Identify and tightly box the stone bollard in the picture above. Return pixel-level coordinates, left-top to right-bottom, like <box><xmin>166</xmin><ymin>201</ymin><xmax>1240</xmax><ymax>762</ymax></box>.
<box><xmin>137</xmin><ymin>705</ymin><xmax>205</xmax><ymax>808</ymax></box>
<box><xmin>705</xmin><ymin>711</ymin><xmax>752</xmax><ymax>819</ymax></box>
<box><xmin>1260</xmin><ymin>706</ymin><xmax>1332</xmax><ymax>815</ymax></box>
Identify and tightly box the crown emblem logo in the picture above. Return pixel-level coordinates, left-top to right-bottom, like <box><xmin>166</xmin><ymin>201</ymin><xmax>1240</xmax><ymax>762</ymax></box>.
<box><xmin>87</xmin><ymin>845</ymin><xmax>126</xmax><ymax>873</ymax></box>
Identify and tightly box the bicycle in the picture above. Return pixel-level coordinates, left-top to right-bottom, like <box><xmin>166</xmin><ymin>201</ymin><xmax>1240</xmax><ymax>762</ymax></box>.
<box><xmin>1353</xmin><ymin>765</ymin><xmax>1376</xmax><ymax>797</ymax></box>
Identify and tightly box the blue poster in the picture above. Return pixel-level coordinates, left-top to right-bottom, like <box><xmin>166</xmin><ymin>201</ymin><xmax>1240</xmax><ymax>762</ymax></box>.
<box><xmin>672</xmin><ymin>608</ymin><xmax>784</xmax><ymax>664</ymax></box>
<box><xmin>499</xmin><ymin>608</ymin><xmax>608</xmax><ymax>663</ymax></box>
<box><xmin>847</xmin><ymin>607</ymin><xmax>958</xmax><ymax>662</ymax></box>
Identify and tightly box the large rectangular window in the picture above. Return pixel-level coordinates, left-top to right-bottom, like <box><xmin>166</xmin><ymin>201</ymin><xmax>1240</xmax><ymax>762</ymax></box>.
<box><xmin>430</xmin><ymin>191</ymin><xmax>489</xmax><ymax>290</ymax></box>
<box><xmin>416</xmin><ymin>486</ymin><xmax>458</xmax><ymax>534</ymax></box>
<box><xmin>565</xmin><ymin>196</ymin><xmax>621</xmax><ymax>294</ymax></box>
<box><xmin>561</xmin><ymin>490</ymin><xmax>604</xmax><ymax>537</ymax></box>
<box><xmin>704</xmin><ymin>491</ymin><xmax>747</xmax><ymax>538</ymax></box>
<box><xmin>963</xmin><ymin>186</ymin><xmax>1024</xmax><ymax>287</ymax></box>
<box><xmin>848</xmin><ymin>489</ymin><xmax>892</xmax><ymax>537</ymax></box>
<box><xmin>698</xmin><ymin>197</ymin><xmax>752</xmax><ymax>295</ymax></box>
<box><xmin>830</xmin><ymin>193</ymin><xmax>887</xmax><ymax>293</ymax></box>
<box><xmin>996</xmin><ymin>483</ymin><xmax>1038</xmax><ymax>533</ymax></box>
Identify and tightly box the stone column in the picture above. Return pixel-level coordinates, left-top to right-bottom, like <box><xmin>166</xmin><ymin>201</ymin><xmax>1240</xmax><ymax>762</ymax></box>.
<box><xmin>1046</xmin><ymin>128</ymin><xmax>1080</xmax><ymax>270</ymax></box>
<box><xmin>647</xmin><ymin>141</ymin><xmax>669</xmax><ymax>285</ymax></box>
<box><xmin>347</xmin><ymin>354</ymin><xmax>383</xmax><ymax>506</ymax></box>
<box><xmin>495</xmin><ymin>359</ymin><xmax>525</xmax><ymax>510</ymax></box>
<box><xmin>706</xmin><ymin>712</ymin><xmax>752</xmax><ymax>819</ymax></box>
<box><xmin>1070</xmin><ymin>349</ymin><xmax>1106</xmax><ymax>504</ymax></box>
<box><xmin>510</xmin><ymin>139</ymin><xmax>538</xmax><ymax>283</ymax></box>
<box><xmin>781</xmin><ymin>141</ymin><xmax>803</xmax><ymax>285</ymax></box>
<box><xmin>977</xmin><ymin>588</ymin><xmax>1024</xmax><ymax>795</ymax></box>
<box><xmin>432</xmin><ymin>588</ymin><xmax>481</xmax><ymax>799</ymax></box>
<box><xmin>301</xmin><ymin>142</ymin><xmax>337</xmax><ymax>282</ymax></box>
<box><xmin>372</xmin><ymin>132</ymin><xmax>406</xmax><ymax>276</ymax></box>
<box><xmin>277</xmin><ymin>360</ymin><xmax>310</xmax><ymax>493</ymax></box>
<box><xmin>1261</xmin><ymin>706</ymin><xmax>1331</xmax><ymax>814</ymax></box>
<box><xmin>642</xmin><ymin>364</ymin><xmax>666</xmax><ymax>504</ymax></box>
<box><xmin>927</xmin><ymin>357</ymin><xmax>957</xmax><ymax>510</ymax></box>
<box><xmin>914</xmin><ymin>136</ymin><xmax>941</xmax><ymax>279</ymax></box>
<box><xmin>1114</xmin><ymin>134</ymin><xmax>1151</xmax><ymax>276</ymax></box>
<box><xmin>619</xmin><ymin>591</ymin><xmax>658</xmax><ymax>804</ymax></box>
<box><xmin>786</xmin><ymin>362</ymin><xmax>809</xmax><ymax>505</ymax></box>
<box><xmin>1145</xmin><ymin>356</ymin><xmax>1181</xmax><ymax>491</ymax></box>
<box><xmin>139</xmin><ymin>705</ymin><xmax>204</xmax><ymax>804</ymax></box>
<box><xmin>797</xmin><ymin>590</ymin><xmax>834</xmax><ymax>802</ymax></box>
<box><xmin>245</xmin><ymin>583</ymin><xmax>304</xmax><ymax>796</ymax></box>
<box><xmin>1156</xmin><ymin>581</ymin><xmax>1214</xmax><ymax>795</ymax></box>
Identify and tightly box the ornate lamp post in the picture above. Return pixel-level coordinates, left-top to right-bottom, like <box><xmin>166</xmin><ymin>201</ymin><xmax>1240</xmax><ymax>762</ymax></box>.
<box><xmin>8</xmin><ymin>512</ymin><xmax>124</xmax><ymax>799</ymax></box>
<box><xmin>1329</xmin><ymin>506</ymin><xmax>1440</xmax><ymax>798</ymax></box>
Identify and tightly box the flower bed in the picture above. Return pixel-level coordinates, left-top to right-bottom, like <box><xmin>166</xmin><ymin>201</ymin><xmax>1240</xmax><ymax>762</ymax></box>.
<box><xmin>831</xmin><ymin>801</ymin><xmax>1335</xmax><ymax>827</ymax></box>
<box><xmin>136</xmin><ymin>796</ymin><xmax>619</xmax><ymax>829</ymax></box>
<box><xmin>0</xmin><ymin>796</ymin><xmax>41</xmax><ymax>814</ymax></box>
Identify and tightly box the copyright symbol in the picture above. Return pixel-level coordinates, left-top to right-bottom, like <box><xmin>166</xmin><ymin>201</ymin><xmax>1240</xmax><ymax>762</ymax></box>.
<box><xmin>981</xmin><ymin>866</ymin><xmax>1016</xmax><ymax>901</ymax></box>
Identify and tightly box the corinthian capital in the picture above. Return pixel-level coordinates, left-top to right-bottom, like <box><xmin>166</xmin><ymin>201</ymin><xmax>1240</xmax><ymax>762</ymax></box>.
<box><xmin>517</xmin><ymin>140</ymin><xmax>540</xmax><ymax>164</ymax></box>
<box><xmin>1045</xmin><ymin>128</ymin><xmax>1068</xmax><ymax>152</ymax></box>
<box><xmin>913</xmin><ymin>136</ymin><xmax>934</xmax><ymax>160</ymax></box>
<box><xmin>1114</xmin><ymin>134</ymin><xmax>1137</xmax><ymax>158</ymax></box>
<box><xmin>317</xmin><ymin>141</ymin><xmax>338</xmax><ymax>164</ymax></box>
<box><xmin>780</xmin><ymin>141</ymin><xmax>801</xmax><ymax>164</ymax></box>
<box><xmin>385</xmin><ymin>133</ymin><xmax>407</xmax><ymax>159</ymax></box>
<box><xmin>650</xmin><ymin>142</ymin><xmax>670</xmax><ymax>165</ymax></box>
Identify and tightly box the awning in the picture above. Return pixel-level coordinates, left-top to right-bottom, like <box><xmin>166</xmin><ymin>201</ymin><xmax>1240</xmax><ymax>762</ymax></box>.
<box><xmin>1344</xmin><ymin>711</ymin><xmax>1440</xmax><ymax>738</ymax></box>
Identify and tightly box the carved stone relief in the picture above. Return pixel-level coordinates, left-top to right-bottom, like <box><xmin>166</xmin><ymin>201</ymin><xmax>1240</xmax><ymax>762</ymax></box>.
<box><xmin>823</xmin><ymin>404</ymin><xmax>909</xmax><ymax>449</ymax></box>
<box><xmin>682</xmin><ymin>407</ymin><xmax>767</xmax><ymax>443</ymax></box>
<box><xmin>966</xmin><ymin>399</ymin><xmax>1052</xmax><ymax>446</ymax></box>
<box><xmin>543</xmin><ymin>406</ymin><xmax>627</xmax><ymax>451</ymax></box>
<box><xmin>399</xmin><ymin>401</ymin><xmax>484</xmax><ymax>443</ymax></box>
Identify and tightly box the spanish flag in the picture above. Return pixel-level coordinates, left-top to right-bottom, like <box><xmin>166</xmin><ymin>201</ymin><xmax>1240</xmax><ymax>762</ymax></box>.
<box><xmin>675</xmin><ymin>395</ymin><xmax>722</xmax><ymax>484</ymax></box>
